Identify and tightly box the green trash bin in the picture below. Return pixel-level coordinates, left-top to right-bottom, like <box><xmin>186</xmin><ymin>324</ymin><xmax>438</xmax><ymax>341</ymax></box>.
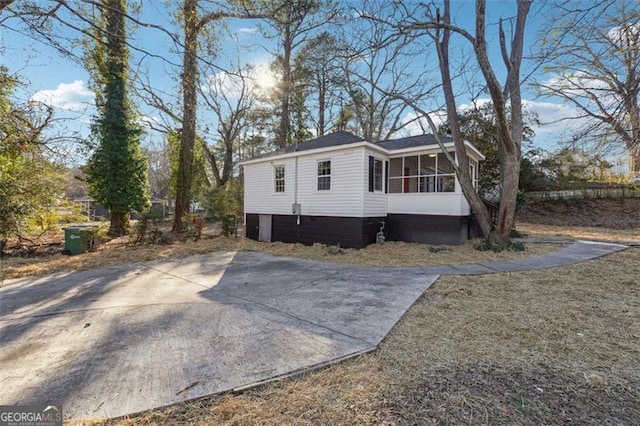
<box><xmin>64</xmin><ymin>226</ymin><xmax>97</xmax><ymax>255</ymax></box>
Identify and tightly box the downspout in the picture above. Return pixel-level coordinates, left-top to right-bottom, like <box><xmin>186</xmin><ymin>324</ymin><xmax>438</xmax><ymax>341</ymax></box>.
<box><xmin>294</xmin><ymin>142</ymin><xmax>300</xmax><ymax>226</ymax></box>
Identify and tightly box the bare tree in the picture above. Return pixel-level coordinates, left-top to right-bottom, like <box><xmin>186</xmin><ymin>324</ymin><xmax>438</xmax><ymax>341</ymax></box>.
<box><xmin>341</xmin><ymin>2</ymin><xmax>436</xmax><ymax>141</ymax></box>
<box><xmin>536</xmin><ymin>0</ymin><xmax>640</xmax><ymax>173</ymax></box>
<box><xmin>374</xmin><ymin>0</ymin><xmax>532</xmax><ymax>244</ymax></box>
<box><xmin>199</xmin><ymin>64</ymin><xmax>256</xmax><ymax>186</ymax></box>
<box><xmin>294</xmin><ymin>32</ymin><xmax>344</xmax><ymax>136</ymax></box>
<box><xmin>171</xmin><ymin>0</ymin><xmax>270</xmax><ymax>232</ymax></box>
<box><xmin>261</xmin><ymin>0</ymin><xmax>332</xmax><ymax>147</ymax></box>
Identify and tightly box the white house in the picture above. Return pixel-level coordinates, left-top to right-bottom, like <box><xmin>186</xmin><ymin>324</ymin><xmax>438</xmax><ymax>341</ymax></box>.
<box><xmin>241</xmin><ymin>131</ymin><xmax>485</xmax><ymax>248</ymax></box>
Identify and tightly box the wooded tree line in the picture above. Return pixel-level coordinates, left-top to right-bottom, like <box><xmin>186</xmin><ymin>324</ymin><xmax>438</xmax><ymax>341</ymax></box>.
<box><xmin>1</xmin><ymin>0</ymin><xmax>638</xmax><ymax>244</ymax></box>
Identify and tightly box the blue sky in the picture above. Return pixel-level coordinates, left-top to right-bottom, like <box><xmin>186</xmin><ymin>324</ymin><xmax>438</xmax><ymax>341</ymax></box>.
<box><xmin>0</xmin><ymin>1</ymin><xmax>615</xmax><ymax>166</ymax></box>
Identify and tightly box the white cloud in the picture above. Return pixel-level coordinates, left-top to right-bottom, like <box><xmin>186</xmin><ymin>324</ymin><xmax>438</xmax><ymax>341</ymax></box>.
<box><xmin>202</xmin><ymin>63</ymin><xmax>278</xmax><ymax>100</ymax></box>
<box><xmin>522</xmin><ymin>99</ymin><xmax>589</xmax><ymax>149</ymax></box>
<box><xmin>31</xmin><ymin>80</ymin><xmax>94</xmax><ymax>111</ymax></box>
<box><xmin>397</xmin><ymin>110</ymin><xmax>447</xmax><ymax>137</ymax></box>
<box><xmin>608</xmin><ymin>23</ymin><xmax>640</xmax><ymax>48</ymax></box>
<box><xmin>202</xmin><ymin>71</ymin><xmax>248</xmax><ymax>99</ymax></box>
<box><xmin>397</xmin><ymin>98</ymin><xmax>589</xmax><ymax>150</ymax></box>
<box><xmin>523</xmin><ymin>99</ymin><xmax>583</xmax><ymax>134</ymax></box>
<box><xmin>139</xmin><ymin>115</ymin><xmax>162</xmax><ymax>128</ymax></box>
<box><xmin>542</xmin><ymin>71</ymin><xmax>611</xmax><ymax>97</ymax></box>
<box><xmin>236</xmin><ymin>27</ymin><xmax>257</xmax><ymax>35</ymax></box>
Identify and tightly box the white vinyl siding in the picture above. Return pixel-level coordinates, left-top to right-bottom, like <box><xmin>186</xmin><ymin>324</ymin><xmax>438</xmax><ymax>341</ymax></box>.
<box><xmin>244</xmin><ymin>158</ymin><xmax>296</xmax><ymax>215</ymax></box>
<box><xmin>244</xmin><ymin>144</ymin><xmax>481</xmax><ymax>219</ymax></box>
<box><xmin>363</xmin><ymin>149</ymin><xmax>387</xmax><ymax>217</ymax></box>
<box><xmin>388</xmin><ymin>193</ymin><xmax>470</xmax><ymax>216</ymax></box>
<box><xmin>244</xmin><ymin>147</ymin><xmax>365</xmax><ymax>217</ymax></box>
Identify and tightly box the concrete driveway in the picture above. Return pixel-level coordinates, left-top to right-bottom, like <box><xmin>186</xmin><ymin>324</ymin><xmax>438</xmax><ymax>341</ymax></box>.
<box><xmin>0</xmin><ymin>251</ymin><xmax>438</xmax><ymax>420</ymax></box>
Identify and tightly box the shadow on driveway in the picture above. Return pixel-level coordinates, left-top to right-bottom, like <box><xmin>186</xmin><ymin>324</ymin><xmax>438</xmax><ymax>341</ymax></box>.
<box><xmin>0</xmin><ymin>251</ymin><xmax>437</xmax><ymax>420</ymax></box>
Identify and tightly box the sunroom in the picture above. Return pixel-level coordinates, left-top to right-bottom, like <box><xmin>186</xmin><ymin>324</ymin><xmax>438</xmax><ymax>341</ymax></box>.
<box><xmin>383</xmin><ymin>147</ymin><xmax>480</xmax><ymax>213</ymax></box>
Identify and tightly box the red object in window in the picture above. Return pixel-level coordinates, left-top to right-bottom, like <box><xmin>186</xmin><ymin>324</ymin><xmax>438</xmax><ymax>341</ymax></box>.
<box><xmin>404</xmin><ymin>167</ymin><xmax>410</xmax><ymax>192</ymax></box>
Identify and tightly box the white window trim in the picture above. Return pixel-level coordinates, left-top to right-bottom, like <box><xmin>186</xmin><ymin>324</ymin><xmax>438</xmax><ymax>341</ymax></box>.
<box><xmin>317</xmin><ymin>159</ymin><xmax>331</xmax><ymax>192</ymax></box>
<box><xmin>388</xmin><ymin>152</ymin><xmax>457</xmax><ymax>194</ymax></box>
<box><xmin>373</xmin><ymin>157</ymin><xmax>384</xmax><ymax>192</ymax></box>
<box><xmin>274</xmin><ymin>164</ymin><xmax>285</xmax><ymax>194</ymax></box>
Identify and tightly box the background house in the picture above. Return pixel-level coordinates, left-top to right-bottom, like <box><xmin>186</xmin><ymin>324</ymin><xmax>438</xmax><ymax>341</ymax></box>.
<box><xmin>241</xmin><ymin>131</ymin><xmax>484</xmax><ymax>248</ymax></box>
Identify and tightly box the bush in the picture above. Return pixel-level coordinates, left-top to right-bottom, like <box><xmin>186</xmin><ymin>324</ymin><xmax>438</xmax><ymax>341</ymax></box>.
<box><xmin>133</xmin><ymin>212</ymin><xmax>168</xmax><ymax>245</ymax></box>
<box><xmin>428</xmin><ymin>246</ymin><xmax>451</xmax><ymax>253</ymax></box>
<box><xmin>181</xmin><ymin>213</ymin><xmax>204</xmax><ymax>241</ymax></box>
<box><xmin>474</xmin><ymin>240</ymin><xmax>525</xmax><ymax>252</ymax></box>
<box><xmin>210</xmin><ymin>181</ymin><xmax>243</xmax><ymax>237</ymax></box>
<box><xmin>25</xmin><ymin>211</ymin><xmax>60</xmax><ymax>234</ymax></box>
<box><xmin>59</xmin><ymin>213</ymin><xmax>90</xmax><ymax>224</ymax></box>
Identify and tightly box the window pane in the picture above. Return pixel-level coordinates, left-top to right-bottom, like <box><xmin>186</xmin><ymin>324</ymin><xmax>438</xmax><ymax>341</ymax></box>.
<box><xmin>274</xmin><ymin>165</ymin><xmax>285</xmax><ymax>192</ymax></box>
<box><xmin>404</xmin><ymin>155</ymin><xmax>418</xmax><ymax>176</ymax></box>
<box><xmin>419</xmin><ymin>175</ymin><xmax>436</xmax><ymax>192</ymax></box>
<box><xmin>438</xmin><ymin>175</ymin><xmax>455</xmax><ymax>192</ymax></box>
<box><xmin>437</xmin><ymin>152</ymin><xmax>454</xmax><ymax>173</ymax></box>
<box><xmin>389</xmin><ymin>178</ymin><xmax>402</xmax><ymax>193</ymax></box>
<box><xmin>374</xmin><ymin>159</ymin><xmax>383</xmax><ymax>191</ymax></box>
<box><xmin>419</xmin><ymin>154</ymin><xmax>436</xmax><ymax>175</ymax></box>
<box><xmin>404</xmin><ymin>176</ymin><xmax>418</xmax><ymax>193</ymax></box>
<box><xmin>318</xmin><ymin>176</ymin><xmax>330</xmax><ymax>190</ymax></box>
<box><xmin>389</xmin><ymin>158</ymin><xmax>402</xmax><ymax>177</ymax></box>
<box><xmin>318</xmin><ymin>160</ymin><xmax>331</xmax><ymax>176</ymax></box>
<box><xmin>275</xmin><ymin>165</ymin><xmax>285</xmax><ymax>179</ymax></box>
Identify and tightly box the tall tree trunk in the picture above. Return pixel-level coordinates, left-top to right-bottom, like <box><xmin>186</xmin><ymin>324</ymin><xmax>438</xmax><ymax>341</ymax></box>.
<box><xmin>626</xmin><ymin>102</ymin><xmax>640</xmax><ymax>174</ymax></box>
<box><xmin>279</xmin><ymin>26</ymin><xmax>292</xmax><ymax>148</ymax></box>
<box><xmin>221</xmin><ymin>143</ymin><xmax>233</xmax><ymax>185</ymax></box>
<box><xmin>433</xmin><ymin>0</ymin><xmax>530</xmax><ymax>244</ymax></box>
<box><xmin>105</xmin><ymin>0</ymin><xmax>129</xmax><ymax>236</ymax></box>
<box><xmin>318</xmin><ymin>74</ymin><xmax>325</xmax><ymax>136</ymax></box>
<box><xmin>631</xmin><ymin>145</ymin><xmax>640</xmax><ymax>175</ymax></box>
<box><xmin>110</xmin><ymin>211</ymin><xmax>128</xmax><ymax>236</ymax></box>
<box><xmin>435</xmin><ymin>0</ymin><xmax>494</xmax><ymax>238</ymax></box>
<box><xmin>173</xmin><ymin>0</ymin><xmax>198</xmax><ymax>232</ymax></box>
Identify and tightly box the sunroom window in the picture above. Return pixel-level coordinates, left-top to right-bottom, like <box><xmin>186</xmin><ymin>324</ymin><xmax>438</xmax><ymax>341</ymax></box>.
<box><xmin>389</xmin><ymin>152</ymin><xmax>456</xmax><ymax>193</ymax></box>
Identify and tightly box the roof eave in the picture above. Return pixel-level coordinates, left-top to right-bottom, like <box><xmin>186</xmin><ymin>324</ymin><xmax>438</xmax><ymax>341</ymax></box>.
<box><xmin>240</xmin><ymin>138</ymin><xmax>485</xmax><ymax>166</ymax></box>
<box><xmin>240</xmin><ymin>140</ymin><xmax>384</xmax><ymax>165</ymax></box>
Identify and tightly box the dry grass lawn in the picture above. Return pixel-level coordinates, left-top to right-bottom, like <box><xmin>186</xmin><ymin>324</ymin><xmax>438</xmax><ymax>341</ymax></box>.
<box><xmin>1</xmin><ymin>228</ymin><xmax>558</xmax><ymax>280</ymax></box>
<box><xmin>79</xmin><ymin>247</ymin><xmax>639</xmax><ymax>426</ymax></box>
<box><xmin>4</xmin><ymin>197</ymin><xmax>637</xmax><ymax>424</ymax></box>
<box><xmin>517</xmin><ymin>222</ymin><xmax>640</xmax><ymax>244</ymax></box>
<box><xmin>517</xmin><ymin>197</ymin><xmax>640</xmax><ymax>244</ymax></box>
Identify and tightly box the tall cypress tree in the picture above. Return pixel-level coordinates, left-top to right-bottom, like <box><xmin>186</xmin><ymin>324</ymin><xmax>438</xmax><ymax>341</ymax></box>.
<box><xmin>85</xmin><ymin>0</ymin><xmax>149</xmax><ymax>236</ymax></box>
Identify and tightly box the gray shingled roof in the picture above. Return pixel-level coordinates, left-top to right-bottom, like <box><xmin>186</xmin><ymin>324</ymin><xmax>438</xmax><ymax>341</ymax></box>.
<box><xmin>280</xmin><ymin>131</ymin><xmax>365</xmax><ymax>153</ymax></box>
<box><xmin>375</xmin><ymin>134</ymin><xmax>453</xmax><ymax>150</ymax></box>
<box><xmin>248</xmin><ymin>131</ymin><xmax>454</xmax><ymax>161</ymax></box>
